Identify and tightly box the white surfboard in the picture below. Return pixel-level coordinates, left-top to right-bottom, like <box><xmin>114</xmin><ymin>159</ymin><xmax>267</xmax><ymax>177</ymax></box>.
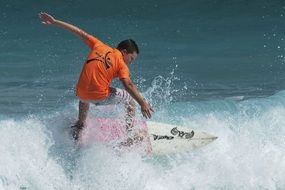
<box><xmin>78</xmin><ymin>118</ymin><xmax>218</xmax><ymax>155</ymax></box>
<box><xmin>147</xmin><ymin>121</ymin><xmax>218</xmax><ymax>155</ymax></box>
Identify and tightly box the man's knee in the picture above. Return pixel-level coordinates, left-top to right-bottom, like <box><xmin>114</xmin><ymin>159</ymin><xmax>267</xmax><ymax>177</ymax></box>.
<box><xmin>129</xmin><ymin>99</ymin><xmax>135</xmax><ymax>107</ymax></box>
<box><xmin>126</xmin><ymin>99</ymin><xmax>135</xmax><ymax>113</ymax></box>
<box><xmin>79</xmin><ymin>101</ymin><xmax>90</xmax><ymax>110</ymax></box>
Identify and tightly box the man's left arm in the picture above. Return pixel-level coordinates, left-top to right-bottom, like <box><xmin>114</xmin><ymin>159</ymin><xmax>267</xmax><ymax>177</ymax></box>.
<box><xmin>120</xmin><ymin>78</ymin><xmax>154</xmax><ymax>119</ymax></box>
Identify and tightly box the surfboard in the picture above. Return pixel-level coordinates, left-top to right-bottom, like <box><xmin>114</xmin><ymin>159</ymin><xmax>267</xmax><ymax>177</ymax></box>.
<box><xmin>147</xmin><ymin>121</ymin><xmax>217</xmax><ymax>155</ymax></box>
<box><xmin>78</xmin><ymin>118</ymin><xmax>217</xmax><ymax>155</ymax></box>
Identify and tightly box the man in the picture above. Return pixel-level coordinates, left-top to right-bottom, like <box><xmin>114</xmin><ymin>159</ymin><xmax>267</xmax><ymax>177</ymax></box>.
<box><xmin>39</xmin><ymin>12</ymin><xmax>154</xmax><ymax>142</ymax></box>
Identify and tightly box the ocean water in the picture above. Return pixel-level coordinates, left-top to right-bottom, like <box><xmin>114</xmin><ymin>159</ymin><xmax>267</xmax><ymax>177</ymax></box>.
<box><xmin>1</xmin><ymin>0</ymin><xmax>285</xmax><ymax>189</ymax></box>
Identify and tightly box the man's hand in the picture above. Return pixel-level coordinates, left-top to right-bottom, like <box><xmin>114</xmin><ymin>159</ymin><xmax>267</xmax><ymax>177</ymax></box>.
<box><xmin>38</xmin><ymin>12</ymin><xmax>90</xmax><ymax>43</ymax></box>
<box><xmin>39</xmin><ymin>12</ymin><xmax>56</xmax><ymax>25</ymax></box>
<box><xmin>141</xmin><ymin>102</ymin><xmax>154</xmax><ymax>119</ymax></box>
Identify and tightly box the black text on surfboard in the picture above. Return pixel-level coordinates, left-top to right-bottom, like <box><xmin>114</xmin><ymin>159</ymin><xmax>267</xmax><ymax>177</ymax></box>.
<box><xmin>170</xmin><ymin>127</ymin><xmax>195</xmax><ymax>139</ymax></box>
<box><xmin>152</xmin><ymin>134</ymin><xmax>174</xmax><ymax>141</ymax></box>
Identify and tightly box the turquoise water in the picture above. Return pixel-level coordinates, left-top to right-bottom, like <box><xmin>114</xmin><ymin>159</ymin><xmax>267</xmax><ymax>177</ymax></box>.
<box><xmin>1</xmin><ymin>0</ymin><xmax>285</xmax><ymax>189</ymax></box>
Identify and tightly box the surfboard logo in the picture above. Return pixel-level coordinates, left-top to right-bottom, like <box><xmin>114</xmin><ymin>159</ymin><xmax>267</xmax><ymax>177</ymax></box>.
<box><xmin>170</xmin><ymin>127</ymin><xmax>194</xmax><ymax>139</ymax></box>
<box><xmin>152</xmin><ymin>134</ymin><xmax>174</xmax><ymax>140</ymax></box>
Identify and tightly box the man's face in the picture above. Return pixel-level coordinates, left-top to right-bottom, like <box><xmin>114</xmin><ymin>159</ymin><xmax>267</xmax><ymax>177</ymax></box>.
<box><xmin>122</xmin><ymin>50</ymin><xmax>138</xmax><ymax>65</ymax></box>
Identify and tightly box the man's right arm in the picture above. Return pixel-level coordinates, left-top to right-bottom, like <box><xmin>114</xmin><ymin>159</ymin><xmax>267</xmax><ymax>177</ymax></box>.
<box><xmin>39</xmin><ymin>12</ymin><xmax>89</xmax><ymax>44</ymax></box>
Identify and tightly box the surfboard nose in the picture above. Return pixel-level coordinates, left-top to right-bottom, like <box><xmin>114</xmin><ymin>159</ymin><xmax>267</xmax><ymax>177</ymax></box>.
<box><xmin>206</xmin><ymin>134</ymin><xmax>218</xmax><ymax>141</ymax></box>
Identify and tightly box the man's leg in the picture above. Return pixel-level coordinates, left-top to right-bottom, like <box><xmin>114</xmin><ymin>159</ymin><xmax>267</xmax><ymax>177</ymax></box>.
<box><xmin>125</xmin><ymin>99</ymin><xmax>135</xmax><ymax>131</ymax></box>
<box><xmin>107</xmin><ymin>87</ymin><xmax>146</xmax><ymax>146</ymax></box>
<box><xmin>78</xmin><ymin>100</ymin><xmax>90</xmax><ymax>125</ymax></box>
<box><xmin>123</xmin><ymin>99</ymin><xmax>147</xmax><ymax>146</ymax></box>
<box><xmin>72</xmin><ymin>100</ymin><xmax>90</xmax><ymax>140</ymax></box>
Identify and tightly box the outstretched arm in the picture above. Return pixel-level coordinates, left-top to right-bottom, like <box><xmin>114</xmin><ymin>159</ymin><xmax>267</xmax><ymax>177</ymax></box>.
<box><xmin>121</xmin><ymin>78</ymin><xmax>154</xmax><ymax>119</ymax></box>
<box><xmin>38</xmin><ymin>12</ymin><xmax>89</xmax><ymax>43</ymax></box>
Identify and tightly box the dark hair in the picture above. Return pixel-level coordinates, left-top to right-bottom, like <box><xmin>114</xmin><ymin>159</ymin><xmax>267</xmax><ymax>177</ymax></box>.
<box><xmin>117</xmin><ymin>39</ymin><xmax>139</xmax><ymax>54</ymax></box>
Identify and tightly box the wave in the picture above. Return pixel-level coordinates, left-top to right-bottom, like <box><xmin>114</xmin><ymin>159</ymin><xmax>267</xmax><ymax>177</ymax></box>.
<box><xmin>1</xmin><ymin>89</ymin><xmax>285</xmax><ymax>189</ymax></box>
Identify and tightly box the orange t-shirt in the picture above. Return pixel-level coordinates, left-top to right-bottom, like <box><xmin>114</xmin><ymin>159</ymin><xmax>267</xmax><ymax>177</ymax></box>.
<box><xmin>76</xmin><ymin>35</ymin><xmax>129</xmax><ymax>100</ymax></box>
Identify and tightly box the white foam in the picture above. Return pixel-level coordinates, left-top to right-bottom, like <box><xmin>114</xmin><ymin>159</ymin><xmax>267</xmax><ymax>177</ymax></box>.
<box><xmin>2</xmin><ymin>93</ymin><xmax>285</xmax><ymax>189</ymax></box>
<box><xmin>0</xmin><ymin>117</ymin><xmax>74</xmax><ymax>190</ymax></box>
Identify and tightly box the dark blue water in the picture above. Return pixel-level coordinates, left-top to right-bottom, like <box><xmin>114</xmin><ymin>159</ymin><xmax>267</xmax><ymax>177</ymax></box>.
<box><xmin>1</xmin><ymin>0</ymin><xmax>285</xmax><ymax>189</ymax></box>
<box><xmin>1</xmin><ymin>0</ymin><xmax>285</xmax><ymax>115</ymax></box>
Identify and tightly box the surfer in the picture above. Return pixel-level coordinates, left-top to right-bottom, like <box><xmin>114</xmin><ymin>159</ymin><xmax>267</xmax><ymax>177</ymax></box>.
<box><xmin>38</xmin><ymin>12</ymin><xmax>154</xmax><ymax>141</ymax></box>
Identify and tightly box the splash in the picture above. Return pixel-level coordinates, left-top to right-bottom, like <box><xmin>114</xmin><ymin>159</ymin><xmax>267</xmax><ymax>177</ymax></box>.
<box><xmin>143</xmin><ymin>65</ymin><xmax>190</xmax><ymax>108</ymax></box>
